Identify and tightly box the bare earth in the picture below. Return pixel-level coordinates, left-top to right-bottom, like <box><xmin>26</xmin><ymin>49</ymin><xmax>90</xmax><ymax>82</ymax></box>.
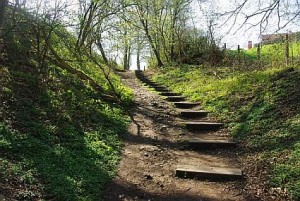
<box><xmin>103</xmin><ymin>71</ymin><xmax>248</xmax><ymax>201</ymax></box>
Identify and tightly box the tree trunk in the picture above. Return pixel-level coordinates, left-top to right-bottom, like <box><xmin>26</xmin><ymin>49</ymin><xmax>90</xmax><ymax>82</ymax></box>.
<box><xmin>145</xmin><ymin>28</ymin><xmax>163</xmax><ymax>67</ymax></box>
<box><xmin>0</xmin><ymin>0</ymin><xmax>7</xmax><ymax>25</ymax></box>
<box><xmin>127</xmin><ymin>45</ymin><xmax>131</xmax><ymax>69</ymax></box>
<box><xmin>139</xmin><ymin>18</ymin><xmax>164</xmax><ymax>67</ymax></box>
<box><xmin>123</xmin><ymin>43</ymin><xmax>128</xmax><ymax>70</ymax></box>
<box><xmin>48</xmin><ymin>43</ymin><xmax>118</xmax><ymax>103</ymax></box>
<box><xmin>137</xmin><ymin>42</ymin><xmax>141</xmax><ymax>70</ymax></box>
<box><xmin>0</xmin><ymin>0</ymin><xmax>8</xmax><ymax>33</ymax></box>
<box><xmin>96</xmin><ymin>39</ymin><xmax>108</xmax><ymax>64</ymax></box>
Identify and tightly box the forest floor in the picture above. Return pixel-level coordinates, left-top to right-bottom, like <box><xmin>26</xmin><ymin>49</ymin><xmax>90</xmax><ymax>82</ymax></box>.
<box><xmin>103</xmin><ymin>71</ymin><xmax>250</xmax><ymax>201</ymax></box>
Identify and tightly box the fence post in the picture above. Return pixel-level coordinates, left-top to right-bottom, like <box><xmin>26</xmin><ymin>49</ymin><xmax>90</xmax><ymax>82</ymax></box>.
<box><xmin>237</xmin><ymin>45</ymin><xmax>241</xmax><ymax>64</ymax></box>
<box><xmin>257</xmin><ymin>44</ymin><xmax>261</xmax><ymax>67</ymax></box>
<box><xmin>285</xmin><ymin>33</ymin><xmax>289</xmax><ymax>66</ymax></box>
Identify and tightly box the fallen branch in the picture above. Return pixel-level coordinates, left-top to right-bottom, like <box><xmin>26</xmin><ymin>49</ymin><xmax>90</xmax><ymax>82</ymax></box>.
<box><xmin>48</xmin><ymin>44</ymin><xmax>120</xmax><ymax>103</ymax></box>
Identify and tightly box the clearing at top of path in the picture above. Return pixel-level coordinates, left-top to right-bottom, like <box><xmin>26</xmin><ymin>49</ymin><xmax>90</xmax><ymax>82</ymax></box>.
<box><xmin>103</xmin><ymin>70</ymin><xmax>250</xmax><ymax>201</ymax></box>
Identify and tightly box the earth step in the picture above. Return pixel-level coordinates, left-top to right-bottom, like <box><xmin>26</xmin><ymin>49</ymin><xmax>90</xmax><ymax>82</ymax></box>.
<box><xmin>138</xmin><ymin>78</ymin><xmax>150</xmax><ymax>82</ymax></box>
<box><xmin>176</xmin><ymin>165</ymin><xmax>242</xmax><ymax>180</ymax></box>
<box><xmin>137</xmin><ymin>77</ymin><xmax>148</xmax><ymax>81</ymax></box>
<box><xmin>153</xmin><ymin>86</ymin><xmax>169</xmax><ymax>91</ymax></box>
<box><xmin>165</xmin><ymin>96</ymin><xmax>185</xmax><ymax>102</ymax></box>
<box><xmin>142</xmin><ymin>80</ymin><xmax>156</xmax><ymax>84</ymax></box>
<box><xmin>181</xmin><ymin>121</ymin><xmax>223</xmax><ymax>131</ymax></box>
<box><xmin>180</xmin><ymin>110</ymin><xmax>208</xmax><ymax>118</ymax></box>
<box><xmin>135</xmin><ymin>74</ymin><xmax>145</xmax><ymax>78</ymax></box>
<box><xmin>173</xmin><ymin>102</ymin><xmax>200</xmax><ymax>109</ymax></box>
<box><xmin>157</xmin><ymin>89</ymin><xmax>172</xmax><ymax>92</ymax></box>
<box><xmin>184</xmin><ymin>138</ymin><xmax>236</xmax><ymax>149</ymax></box>
<box><xmin>160</xmin><ymin>92</ymin><xmax>181</xmax><ymax>96</ymax></box>
<box><xmin>143</xmin><ymin>83</ymin><xmax>161</xmax><ymax>88</ymax></box>
<box><xmin>139</xmin><ymin>78</ymin><xmax>152</xmax><ymax>82</ymax></box>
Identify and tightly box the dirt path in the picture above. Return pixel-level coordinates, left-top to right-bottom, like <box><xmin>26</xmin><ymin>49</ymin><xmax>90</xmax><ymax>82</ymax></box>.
<box><xmin>103</xmin><ymin>71</ymin><xmax>246</xmax><ymax>201</ymax></box>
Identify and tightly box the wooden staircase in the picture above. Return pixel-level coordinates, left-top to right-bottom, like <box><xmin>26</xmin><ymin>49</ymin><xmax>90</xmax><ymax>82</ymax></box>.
<box><xmin>135</xmin><ymin>70</ymin><xmax>242</xmax><ymax>180</ymax></box>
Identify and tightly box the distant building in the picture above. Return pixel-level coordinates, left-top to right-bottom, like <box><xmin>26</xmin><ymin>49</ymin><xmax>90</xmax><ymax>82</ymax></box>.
<box><xmin>248</xmin><ymin>41</ymin><xmax>253</xmax><ymax>49</ymax></box>
<box><xmin>261</xmin><ymin>32</ymin><xmax>300</xmax><ymax>45</ymax></box>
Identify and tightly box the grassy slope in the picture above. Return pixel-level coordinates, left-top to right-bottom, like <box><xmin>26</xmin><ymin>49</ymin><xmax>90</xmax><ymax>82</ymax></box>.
<box><xmin>224</xmin><ymin>42</ymin><xmax>300</xmax><ymax>68</ymax></box>
<box><xmin>153</xmin><ymin>65</ymin><xmax>300</xmax><ymax>200</ymax></box>
<box><xmin>0</xmin><ymin>10</ymin><xmax>132</xmax><ymax>201</ymax></box>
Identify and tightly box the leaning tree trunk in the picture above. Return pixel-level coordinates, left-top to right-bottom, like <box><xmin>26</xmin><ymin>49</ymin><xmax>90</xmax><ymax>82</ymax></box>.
<box><xmin>0</xmin><ymin>0</ymin><xmax>8</xmax><ymax>36</ymax></box>
<box><xmin>137</xmin><ymin>43</ymin><xmax>141</xmax><ymax>70</ymax></box>
<box><xmin>123</xmin><ymin>44</ymin><xmax>129</xmax><ymax>70</ymax></box>
<box><xmin>0</xmin><ymin>0</ymin><xmax>8</xmax><ymax>51</ymax></box>
<box><xmin>139</xmin><ymin>18</ymin><xmax>164</xmax><ymax>67</ymax></box>
<box><xmin>96</xmin><ymin>39</ymin><xmax>109</xmax><ymax>65</ymax></box>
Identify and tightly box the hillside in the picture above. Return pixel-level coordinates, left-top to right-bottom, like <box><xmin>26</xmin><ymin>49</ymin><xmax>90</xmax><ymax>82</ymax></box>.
<box><xmin>0</xmin><ymin>6</ymin><xmax>132</xmax><ymax>201</ymax></box>
<box><xmin>150</xmin><ymin>65</ymin><xmax>300</xmax><ymax>200</ymax></box>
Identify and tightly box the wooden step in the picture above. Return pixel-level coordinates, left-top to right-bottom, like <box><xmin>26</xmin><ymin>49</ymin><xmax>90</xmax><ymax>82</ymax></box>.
<box><xmin>184</xmin><ymin>138</ymin><xmax>237</xmax><ymax>149</ymax></box>
<box><xmin>143</xmin><ymin>83</ymin><xmax>161</xmax><ymax>88</ymax></box>
<box><xmin>142</xmin><ymin>80</ymin><xmax>156</xmax><ymax>84</ymax></box>
<box><xmin>160</xmin><ymin>92</ymin><xmax>181</xmax><ymax>96</ymax></box>
<box><xmin>153</xmin><ymin>86</ymin><xmax>169</xmax><ymax>91</ymax></box>
<box><xmin>134</xmin><ymin>70</ymin><xmax>143</xmax><ymax>74</ymax></box>
<box><xmin>138</xmin><ymin>78</ymin><xmax>150</xmax><ymax>82</ymax></box>
<box><xmin>165</xmin><ymin>96</ymin><xmax>185</xmax><ymax>102</ymax></box>
<box><xmin>137</xmin><ymin>77</ymin><xmax>148</xmax><ymax>81</ymax></box>
<box><xmin>173</xmin><ymin>102</ymin><xmax>200</xmax><ymax>109</ymax></box>
<box><xmin>176</xmin><ymin>165</ymin><xmax>242</xmax><ymax>180</ymax></box>
<box><xmin>182</xmin><ymin>122</ymin><xmax>223</xmax><ymax>131</ymax></box>
<box><xmin>180</xmin><ymin>110</ymin><xmax>208</xmax><ymax>118</ymax></box>
<box><xmin>156</xmin><ymin>89</ymin><xmax>171</xmax><ymax>92</ymax></box>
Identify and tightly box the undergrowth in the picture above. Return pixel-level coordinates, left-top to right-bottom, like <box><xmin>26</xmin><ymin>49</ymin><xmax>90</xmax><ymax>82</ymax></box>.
<box><xmin>153</xmin><ymin>65</ymin><xmax>300</xmax><ymax>200</ymax></box>
<box><xmin>0</xmin><ymin>63</ymin><xmax>131</xmax><ymax>200</ymax></box>
<box><xmin>0</xmin><ymin>6</ymin><xmax>133</xmax><ymax>201</ymax></box>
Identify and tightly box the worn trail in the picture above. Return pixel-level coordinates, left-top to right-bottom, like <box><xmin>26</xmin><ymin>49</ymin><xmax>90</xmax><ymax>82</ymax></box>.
<box><xmin>104</xmin><ymin>70</ymin><xmax>246</xmax><ymax>201</ymax></box>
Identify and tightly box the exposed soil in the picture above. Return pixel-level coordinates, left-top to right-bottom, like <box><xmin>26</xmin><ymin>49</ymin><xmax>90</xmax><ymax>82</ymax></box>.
<box><xmin>103</xmin><ymin>71</ymin><xmax>248</xmax><ymax>201</ymax></box>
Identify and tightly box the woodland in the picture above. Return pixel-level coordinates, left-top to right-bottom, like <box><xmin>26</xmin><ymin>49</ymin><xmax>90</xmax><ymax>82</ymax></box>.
<box><xmin>0</xmin><ymin>0</ymin><xmax>299</xmax><ymax>200</ymax></box>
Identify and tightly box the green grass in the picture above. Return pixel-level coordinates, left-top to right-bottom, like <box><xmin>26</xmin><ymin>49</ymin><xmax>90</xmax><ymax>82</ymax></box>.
<box><xmin>153</xmin><ymin>65</ymin><xmax>300</xmax><ymax>200</ymax></box>
<box><xmin>0</xmin><ymin>7</ymin><xmax>133</xmax><ymax>200</ymax></box>
<box><xmin>0</xmin><ymin>64</ymin><xmax>131</xmax><ymax>200</ymax></box>
<box><xmin>223</xmin><ymin>42</ymin><xmax>300</xmax><ymax>68</ymax></box>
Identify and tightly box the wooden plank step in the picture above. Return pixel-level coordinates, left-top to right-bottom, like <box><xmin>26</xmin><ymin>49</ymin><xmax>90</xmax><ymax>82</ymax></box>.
<box><xmin>137</xmin><ymin>77</ymin><xmax>148</xmax><ymax>81</ymax></box>
<box><xmin>153</xmin><ymin>87</ymin><xmax>169</xmax><ymax>91</ymax></box>
<box><xmin>142</xmin><ymin>80</ymin><xmax>156</xmax><ymax>84</ymax></box>
<box><xmin>173</xmin><ymin>102</ymin><xmax>200</xmax><ymax>109</ymax></box>
<box><xmin>180</xmin><ymin>110</ymin><xmax>208</xmax><ymax>118</ymax></box>
<box><xmin>156</xmin><ymin>89</ymin><xmax>171</xmax><ymax>92</ymax></box>
<box><xmin>165</xmin><ymin>96</ymin><xmax>185</xmax><ymax>102</ymax></box>
<box><xmin>145</xmin><ymin>83</ymin><xmax>161</xmax><ymax>88</ymax></box>
<box><xmin>138</xmin><ymin>78</ymin><xmax>150</xmax><ymax>82</ymax></box>
<box><xmin>182</xmin><ymin>122</ymin><xmax>223</xmax><ymax>131</ymax></box>
<box><xmin>185</xmin><ymin>138</ymin><xmax>237</xmax><ymax>149</ymax></box>
<box><xmin>145</xmin><ymin>83</ymin><xmax>160</xmax><ymax>87</ymax></box>
<box><xmin>176</xmin><ymin>165</ymin><xmax>242</xmax><ymax>180</ymax></box>
<box><xmin>160</xmin><ymin>92</ymin><xmax>181</xmax><ymax>96</ymax></box>
<box><xmin>134</xmin><ymin>70</ymin><xmax>143</xmax><ymax>74</ymax></box>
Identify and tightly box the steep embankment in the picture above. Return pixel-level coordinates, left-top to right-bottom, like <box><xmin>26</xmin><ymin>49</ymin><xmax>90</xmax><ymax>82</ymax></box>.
<box><xmin>150</xmin><ymin>65</ymin><xmax>300</xmax><ymax>200</ymax></box>
<box><xmin>0</xmin><ymin>8</ymin><xmax>132</xmax><ymax>201</ymax></box>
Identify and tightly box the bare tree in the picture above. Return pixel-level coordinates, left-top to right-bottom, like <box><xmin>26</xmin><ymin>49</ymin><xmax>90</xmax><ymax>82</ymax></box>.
<box><xmin>223</xmin><ymin>0</ymin><xmax>300</xmax><ymax>34</ymax></box>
